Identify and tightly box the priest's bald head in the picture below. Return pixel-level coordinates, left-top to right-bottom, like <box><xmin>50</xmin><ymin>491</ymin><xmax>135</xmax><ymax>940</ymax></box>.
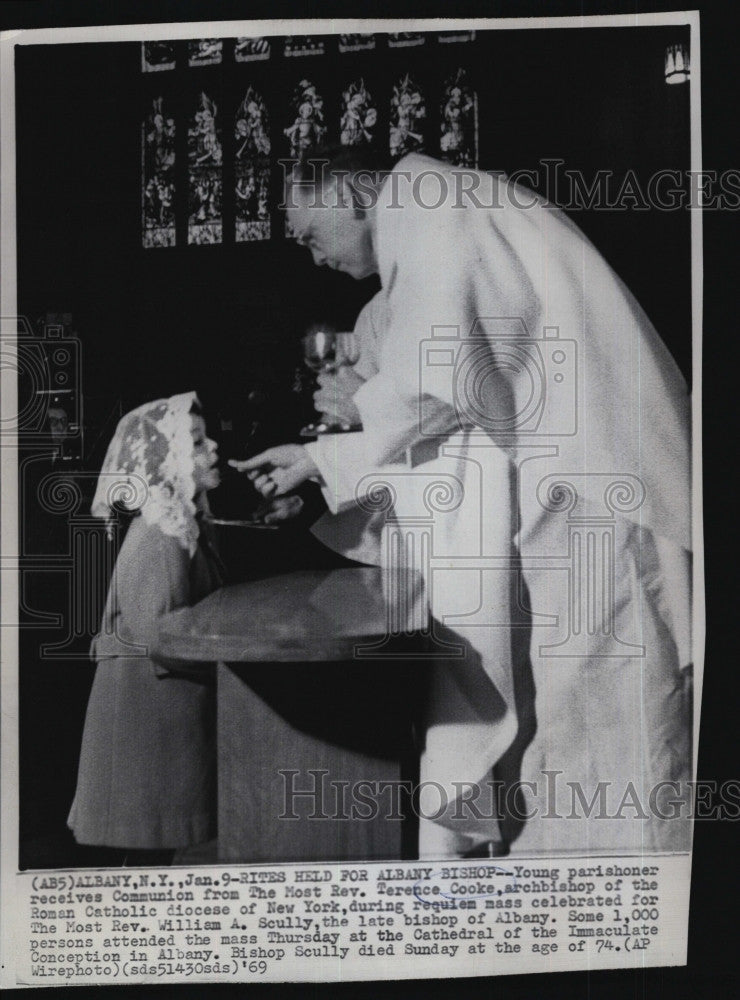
<box><xmin>284</xmin><ymin>143</ymin><xmax>393</xmax><ymax>280</ymax></box>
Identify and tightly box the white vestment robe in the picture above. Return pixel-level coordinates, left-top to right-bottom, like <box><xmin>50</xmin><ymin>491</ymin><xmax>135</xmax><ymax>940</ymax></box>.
<box><xmin>306</xmin><ymin>154</ymin><xmax>693</xmax><ymax>857</ymax></box>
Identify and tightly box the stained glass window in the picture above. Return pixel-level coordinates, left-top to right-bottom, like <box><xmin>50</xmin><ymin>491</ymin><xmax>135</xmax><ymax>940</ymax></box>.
<box><xmin>188</xmin><ymin>39</ymin><xmax>223</xmax><ymax>67</ymax></box>
<box><xmin>142</xmin><ymin>97</ymin><xmax>176</xmax><ymax>248</ymax></box>
<box><xmin>141</xmin><ymin>42</ymin><xmax>175</xmax><ymax>73</ymax></box>
<box><xmin>388</xmin><ymin>33</ymin><xmax>425</xmax><ymax>48</ymax></box>
<box><xmin>440</xmin><ymin>69</ymin><xmax>479</xmax><ymax>168</ymax></box>
<box><xmin>140</xmin><ymin>33</ymin><xmax>482</xmax><ymax>246</ymax></box>
<box><xmin>284</xmin><ymin>79</ymin><xmax>326</xmax><ymax>237</ymax></box>
<box><xmin>235</xmin><ymin>37</ymin><xmax>271</xmax><ymax>62</ymax></box>
<box><xmin>284</xmin><ymin>37</ymin><xmax>325</xmax><ymax>58</ymax></box>
<box><xmin>390</xmin><ymin>75</ymin><xmax>427</xmax><ymax>159</ymax></box>
<box><xmin>235</xmin><ymin>88</ymin><xmax>271</xmax><ymax>242</ymax></box>
<box><xmin>339</xmin><ymin>34</ymin><xmax>375</xmax><ymax>53</ymax></box>
<box><xmin>439</xmin><ymin>30</ymin><xmax>476</xmax><ymax>44</ymax></box>
<box><xmin>284</xmin><ymin>79</ymin><xmax>326</xmax><ymax>157</ymax></box>
<box><xmin>340</xmin><ymin>80</ymin><xmax>377</xmax><ymax>146</ymax></box>
<box><xmin>188</xmin><ymin>92</ymin><xmax>223</xmax><ymax>245</ymax></box>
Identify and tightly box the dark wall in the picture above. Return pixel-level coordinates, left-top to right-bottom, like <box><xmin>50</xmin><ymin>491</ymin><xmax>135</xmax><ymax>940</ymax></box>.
<box><xmin>476</xmin><ymin>26</ymin><xmax>692</xmax><ymax>383</ymax></box>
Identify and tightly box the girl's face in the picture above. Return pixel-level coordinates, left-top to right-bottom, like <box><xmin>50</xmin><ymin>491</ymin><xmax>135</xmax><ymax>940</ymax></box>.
<box><xmin>191</xmin><ymin>414</ymin><xmax>220</xmax><ymax>493</ymax></box>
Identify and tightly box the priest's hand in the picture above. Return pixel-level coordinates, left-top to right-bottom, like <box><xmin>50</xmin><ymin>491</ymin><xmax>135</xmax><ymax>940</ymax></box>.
<box><xmin>313</xmin><ymin>368</ymin><xmax>364</xmax><ymax>428</ymax></box>
<box><xmin>229</xmin><ymin>444</ymin><xmax>319</xmax><ymax>498</ymax></box>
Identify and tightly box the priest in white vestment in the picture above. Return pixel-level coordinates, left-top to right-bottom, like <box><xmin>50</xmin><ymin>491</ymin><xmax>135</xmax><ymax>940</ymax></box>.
<box><xmin>235</xmin><ymin>150</ymin><xmax>694</xmax><ymax>858</ymax></box>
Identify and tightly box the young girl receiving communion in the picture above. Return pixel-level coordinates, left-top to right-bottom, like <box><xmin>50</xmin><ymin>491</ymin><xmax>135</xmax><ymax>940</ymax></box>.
<box><xmin>68</xmin><ymin>392</ymin><xmax>225</xmax><ymax>864</ymax></box>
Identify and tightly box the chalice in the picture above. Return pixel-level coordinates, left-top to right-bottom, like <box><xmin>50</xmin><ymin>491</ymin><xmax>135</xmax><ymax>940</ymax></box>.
<box><xmin>299</xmin><ymin>330</ymin><xmax>362</xmax><ymax>437</ymax></box>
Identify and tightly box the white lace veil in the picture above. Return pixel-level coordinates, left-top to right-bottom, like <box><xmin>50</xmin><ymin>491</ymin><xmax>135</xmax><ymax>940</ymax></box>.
<box><xmin>91</xmin><ymin>391</ymin><xmax>209</xmax><ymax>556</ymax></box>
